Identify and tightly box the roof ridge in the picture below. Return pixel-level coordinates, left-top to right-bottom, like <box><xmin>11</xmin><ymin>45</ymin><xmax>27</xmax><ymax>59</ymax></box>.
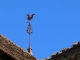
<box><xmin>0</xmin><ymin>34</ymin><xmax>37</xmax><ymax>60</ymax></box>
<box><xmin>46</xmin><ymin>41</ymin><xmax>80</xmax><ymax>60</ymax></box>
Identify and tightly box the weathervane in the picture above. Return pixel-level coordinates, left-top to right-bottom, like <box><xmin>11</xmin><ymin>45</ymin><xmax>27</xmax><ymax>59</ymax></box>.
<box><xmin>27</xmin><ymin>14</ymin><xmax>35</xmax><ymax>55</ymax></box>
<box><xmin>27</xmin><ymin>14</ymin><xmax>35</xmax><ymax>23</ymax></box>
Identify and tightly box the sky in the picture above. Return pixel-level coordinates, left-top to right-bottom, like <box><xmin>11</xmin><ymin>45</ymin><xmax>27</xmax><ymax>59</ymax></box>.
<box><xmin>0</xmin><ymin>0</ymin><xmax>80</xmax><ymax>60</ymax></box>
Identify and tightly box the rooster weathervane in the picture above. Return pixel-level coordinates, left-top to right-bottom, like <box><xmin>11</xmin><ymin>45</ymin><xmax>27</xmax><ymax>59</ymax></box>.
<box><xmin>26</xmin><ymin>14</ymin><xmax>35</xmax><ymax>55</ymax></box>
<box><xmin>27</xmin><ymin>14</ymin><xmax>35</xmax><ymax>23</ymax></box>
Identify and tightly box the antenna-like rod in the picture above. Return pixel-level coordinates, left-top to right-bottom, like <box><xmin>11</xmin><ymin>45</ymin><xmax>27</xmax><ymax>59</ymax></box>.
<box><xmin>27</xmin><ymin>22</ymin><xmax>32</xmax><ymax>54</ymax></box>
<box><xmin>27</xmin><ymin>14</ymin><xmax>35</xmax><ymax>55</ymax></box>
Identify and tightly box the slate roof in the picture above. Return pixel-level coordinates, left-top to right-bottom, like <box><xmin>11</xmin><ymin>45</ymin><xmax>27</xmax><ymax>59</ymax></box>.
<box><xmin>46</xmin><ymin>41</ymin><xmax>80</xmax><ymax>60</ymax></box>
<box><xmin>0</xmin><ymin>34</ymin><xmax>37</xmax><ymax>60</ymax></box>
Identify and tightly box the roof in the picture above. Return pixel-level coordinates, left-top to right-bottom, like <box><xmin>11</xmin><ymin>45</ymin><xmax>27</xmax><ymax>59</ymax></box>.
<box><xmin>0</xmin><ymin>34</ymin><xmax>37</xmax><ymax>60</ymax></box>
<box><xmin>46</xmin><ymin>41</ymin><xmax>80</xmax><ymax>60</ymax></box>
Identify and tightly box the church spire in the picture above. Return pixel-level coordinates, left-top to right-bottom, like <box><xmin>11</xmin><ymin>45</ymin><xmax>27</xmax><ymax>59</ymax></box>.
<box><xmin>26</xmin><ymin>14</ymin><xmax>35</xmax><ymax>55</ymax></box>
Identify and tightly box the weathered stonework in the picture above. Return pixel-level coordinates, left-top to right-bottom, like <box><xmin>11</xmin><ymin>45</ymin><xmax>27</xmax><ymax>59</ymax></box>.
<box><xmin>46</xmin><ymin>42</ymin><xmax>80</xmax><ymax>60</ymax></box>
<box><xmin>0</xmin><ymin>34</ymin><xmax>37</xmax><ymax>60</ymax></box>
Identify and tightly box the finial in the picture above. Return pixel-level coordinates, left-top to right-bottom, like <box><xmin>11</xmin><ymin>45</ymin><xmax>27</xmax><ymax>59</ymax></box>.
<box><xmin>26</xmin><ymin>14</ymin><xmax>35</xmax><ymax>55</ymax></box>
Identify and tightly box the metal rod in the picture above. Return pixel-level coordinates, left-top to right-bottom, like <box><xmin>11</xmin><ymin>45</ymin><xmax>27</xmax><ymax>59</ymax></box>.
<box><xmin>28</xmin><ymin>33</ymin><xmax>30</xmax><ymax>48</ymax></box>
